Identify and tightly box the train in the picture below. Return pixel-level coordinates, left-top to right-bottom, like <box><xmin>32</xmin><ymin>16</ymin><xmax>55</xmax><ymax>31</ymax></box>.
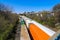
<box><xmin>20</xmin><ymin>16</ymin><xmax>60</xmax><ymax>40</ymax></box>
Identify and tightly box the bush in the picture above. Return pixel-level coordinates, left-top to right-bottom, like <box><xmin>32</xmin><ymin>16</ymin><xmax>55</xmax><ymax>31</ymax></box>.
<box><xmin>0</xmin><ymin>5</ymin><xmax>19</xmax><ymax>40</ymax></box>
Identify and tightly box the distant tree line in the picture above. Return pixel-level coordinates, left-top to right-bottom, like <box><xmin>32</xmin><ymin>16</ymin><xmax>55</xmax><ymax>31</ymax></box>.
<box><xmin>21</xmin><ymin>3</ymin><xmax>60</xmax><ymax>29</ymax></box>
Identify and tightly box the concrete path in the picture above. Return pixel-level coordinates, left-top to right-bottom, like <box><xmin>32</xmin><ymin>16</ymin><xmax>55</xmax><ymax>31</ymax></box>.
<box><xmin>20</xmin><ymin>25</ymin><xmax>30</xmax><ymax>40</ymax></box>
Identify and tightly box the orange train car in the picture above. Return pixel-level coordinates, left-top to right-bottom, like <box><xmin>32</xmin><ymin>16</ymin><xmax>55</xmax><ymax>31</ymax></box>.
<box><xmin>21</xmin><ymin>16</ymin><xmax>56</xmax><ymax>40</ymax></box>
<box><xmin>29</xmin><ymin>23</ymin><xmax>50</xmax><ymax>40</ymax></box>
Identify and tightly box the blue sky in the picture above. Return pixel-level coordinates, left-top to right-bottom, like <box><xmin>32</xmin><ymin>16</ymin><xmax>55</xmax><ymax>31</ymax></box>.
<box><xmin>0</xmin><ymin>0</ymin><xmax>60</xmax><ymax>13</ymax></box>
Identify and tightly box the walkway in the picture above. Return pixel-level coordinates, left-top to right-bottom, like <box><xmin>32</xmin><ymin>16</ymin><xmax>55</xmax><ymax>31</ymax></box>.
<box><xmin>20</xmin><ymin>25</ymin><xmax>30</xmax><ymax>40</ymax></box>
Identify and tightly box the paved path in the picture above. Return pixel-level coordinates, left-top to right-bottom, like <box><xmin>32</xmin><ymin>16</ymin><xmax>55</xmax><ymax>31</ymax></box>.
<box><xmin>20</xmin><ymin>25</ymin><xmax>30</xmax><ymax>40</ymax></box>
